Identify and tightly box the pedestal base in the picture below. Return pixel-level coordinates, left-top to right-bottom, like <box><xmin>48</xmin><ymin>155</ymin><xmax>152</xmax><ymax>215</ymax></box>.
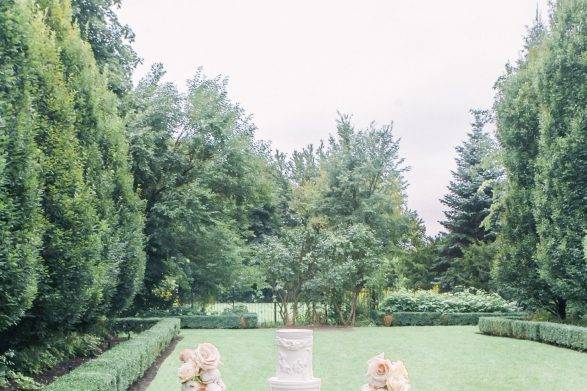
<box><xmin>268</xmin><ymin>377</ymin><xmax>321</xmax><ymax>391</ymax></box>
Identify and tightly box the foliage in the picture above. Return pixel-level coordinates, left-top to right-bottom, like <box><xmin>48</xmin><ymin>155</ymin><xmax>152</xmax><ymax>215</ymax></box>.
<box><xmin>379</xmin><ymin>289</ymin><xmax>518</xmax><ymax>314</ymax></box>
<box><xmin>70</xmin><ymin>0</ymin><xmax>139</xmax><ymax>96</ymax></box>
<box><xmin>221</xmin><ymin>304</ymin><xmax>250</xmax><ymax>315</ymax></box>
<box><xmin>396</xmin><ymin>235</ymin><xmax>442</xmax><ymax>291</ymax></box>
<box><xmin>253</xmin><ymin>227</ymin><xmax>316</xmax><ymax>325</ymax></box>
<box><xmin>437</xmin><ymin>110</ymin><xmax>500</xmax><ymax>290</ymax></box>
<box><xmin>492</xmin><ymin>0</ymin><xmax>587</xmax><ymax>318</ymax></box>
<box><xmin>179</xmin><ymin>313</ymin><xmax>258</xmax><ymax>329</ymax></box>
<box><xmin>0</xmin><ymin>0</ymin><xmax>43</xmax><ymax>333</ymax></box>
<box><xmin>479</xmin><ymin>317</ymin><xmax>587</xmax><ymax>351</ymax></box>
<box><xmin>45</xmin><ymin>318</ymin><xmax>180</xmax><ymax>391</ymax></box>
<box><xmin>374</xmin><ymin>311</ymin><xmax>522</xmax><ymax>327</ymax></box>
<box><xmin>255</xmin><ymin>114</ymin><xmax>419</xmax><ymax>326</ymax></box>
<box><xmin>127</xmin><ymin>65</ymin><xmax>276</xmax><ymax>309</ymax></box>
<box><xmin>8</xmin><ymin>333</ymin><xmax>102</xmax><ymax>376</ymax></box>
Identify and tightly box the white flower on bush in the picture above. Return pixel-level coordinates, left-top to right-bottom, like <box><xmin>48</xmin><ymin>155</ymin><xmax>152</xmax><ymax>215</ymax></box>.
<box><xmin>362</xmin><ymin>353</ymin><xmax>410</xmax><ymax>391</ymax></box>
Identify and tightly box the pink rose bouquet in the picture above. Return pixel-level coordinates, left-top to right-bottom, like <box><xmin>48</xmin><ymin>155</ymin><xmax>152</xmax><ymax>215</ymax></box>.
<box><xmin>361</xmin><ymin>353</ymin><xmax>410</xmax><ymax>391</ymax></box>
<box><xmin>178</xmin><ymin>343</ymin><xmax>226</xmax><ymax>390</ymax></box>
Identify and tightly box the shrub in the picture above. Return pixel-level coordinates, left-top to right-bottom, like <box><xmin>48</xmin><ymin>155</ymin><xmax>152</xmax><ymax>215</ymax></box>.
<box><xmin>221</xmin><ymin>304</ymin><xmax>249</xmax><ymax>315</ymax></box>
<box><xmin>478</xmin><ymin>317</ymin><xmax>587</xmax><ymax>351</ymax></box>
<box><xmin>373</xmin><ymin>311</ymin><xmax>521</xmax><ymax>326</ymax></box>
<box><xmin>538</xmin><ymin>322</ymin><xmax>587</xmax><ymax>351</ymax></box>
<box><xmin>380</xmin><ymin>289</ymin><xmax>518</xmax><ymax>314</ymax></box>
<box><xmin>110</xmin><ymin>317</ymin><xmax>162</xmax><ymax>334</ymax></box>
<box><xmin>45</xmin><ymin>318</ymin><xmax>180</xmax><ymax>391</ymax></box>
<box><xmin>180</xmin><ymin>313</ymin><xmax>258</xmax><ymax>329</ymax></box>
<box><xmin>4</xmin><ymin>333</ymin><xmax>102</xmax><ymax>377</ymax></box>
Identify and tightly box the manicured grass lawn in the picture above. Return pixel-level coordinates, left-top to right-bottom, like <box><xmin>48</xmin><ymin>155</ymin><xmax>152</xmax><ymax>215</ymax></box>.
<box><xmin>148</xmin><ymin>326</ymin><xmax>586</xmax><ymax>391</ymax></box>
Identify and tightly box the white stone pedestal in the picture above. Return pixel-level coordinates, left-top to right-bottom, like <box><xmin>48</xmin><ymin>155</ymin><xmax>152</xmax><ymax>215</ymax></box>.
<box><xmin>268</xmin><ymin>329</ymin><xmax>321</xmax><ymax>391</ymax></box>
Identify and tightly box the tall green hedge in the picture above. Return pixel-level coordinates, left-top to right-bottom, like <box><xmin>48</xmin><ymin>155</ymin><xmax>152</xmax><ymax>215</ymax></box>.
<box><xmin>45</xmin><ymin>318</ymin><xmax>180</xmax><ymax>391</ymax></box>
<box><xmin>478</xmin><ymin>317</ymin><xmax>587</xmax><ymax>351</ymax></box>
<box><xmin>0</xmin><ymin>0</ymin><xmax>145</xmax><ymax>340</ymax></box>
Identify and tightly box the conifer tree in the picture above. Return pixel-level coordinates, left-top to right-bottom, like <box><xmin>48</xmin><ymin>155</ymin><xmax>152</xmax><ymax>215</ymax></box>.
<box><xmin>42</xmin><ymin>0</ymin><xmax>145</xmax><ymax>317</ymax></box>
<box><xmin>0</xmin><ymin>1</ymin><xmax>43</xmax><ymax>331</ymax></box>
<box><xmin>438</xmin><ymin>110</ymin><xmax>499</xmax><ymax>289</ymax></box>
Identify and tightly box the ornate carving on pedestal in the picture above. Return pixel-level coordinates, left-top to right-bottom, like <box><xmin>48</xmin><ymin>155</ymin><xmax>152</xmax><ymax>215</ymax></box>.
<box><xmin>268</xmin><ymin>329</ymin><xmax>321</xmax><ymax>391</ymax></box>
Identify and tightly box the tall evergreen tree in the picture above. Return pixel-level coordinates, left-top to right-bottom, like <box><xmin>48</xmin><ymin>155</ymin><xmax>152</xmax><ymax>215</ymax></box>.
<box><xmin>70</xmin><ymin>0</ymin><xmax>139</xmax><ymax>96</ymax></box>
<box><xmin>42</xmin><ymin>0</ymin><xmax>145</xmax><ymax>317</ymax></box>
<box><xmin>531</xmin><ymin>0</ymin><xmax>587</xmax><ymax>317</ymax></box>
<box><xmin>493</xmin><ymin>2</ymin><xmax>587</xmax><ymax>318</ymax></box>
<box><xmin>438</xmin><ymin>110</ymin><xmax>499</xmax><ymax>289</ymax></box>
<box><xmin>0</xmin><ymin>1</ymin><xmax>43</xmax><ymax>332</ymax></box>
<box><xmin>2</xmin><ymin>0</ymin><xmax>104</xmax><ymax>334</ymax></box>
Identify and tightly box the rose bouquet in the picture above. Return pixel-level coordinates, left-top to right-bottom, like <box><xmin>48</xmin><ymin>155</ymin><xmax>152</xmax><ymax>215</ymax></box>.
<box><xmin>360</xmin><ymin>353</ymin><xmax>410</xmax><ymax>391</ymax></box>
<box><xmin>178</xmin><ymin>343</ymin><xmax>226</xmax><ymax>391</ymax></box>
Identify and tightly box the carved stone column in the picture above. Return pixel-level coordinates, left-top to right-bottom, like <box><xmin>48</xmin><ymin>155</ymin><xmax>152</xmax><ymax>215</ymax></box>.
<box><xmin>268</xmin><ymin>329</ymin><xmax>321</xmax><ymax>391</ymax></box>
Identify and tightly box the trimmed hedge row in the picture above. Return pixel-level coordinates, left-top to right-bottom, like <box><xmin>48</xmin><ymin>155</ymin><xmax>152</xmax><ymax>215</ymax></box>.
<box><xmin>373</xmin><ymin>311</ymin><xmax>525</xmax><ymax>326</ymax></box>
<box><xmin>478</xmin><ymin>317</ymin><xmax>587</xmax><ymax>351</ymax></box>
<box><xmin>180</xmin><ymin>313</ymin><xmax>258</xmax><ymax>329</ymax></box>
<box><xmin>45</xmin><ymin>318</ymin><xmax>180</xmax><ymax>391</ymax></box>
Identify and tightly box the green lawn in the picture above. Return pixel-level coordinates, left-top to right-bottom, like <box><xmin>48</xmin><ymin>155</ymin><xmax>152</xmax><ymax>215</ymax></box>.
<box><xmin>148</xmin><ymin>326</ymin><xmax>586</xmax><ymax>391</ymax></box>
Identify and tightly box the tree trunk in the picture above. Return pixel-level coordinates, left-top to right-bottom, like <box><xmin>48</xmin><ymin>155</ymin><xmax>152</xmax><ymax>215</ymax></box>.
<box><xmin>556</xmin><ymin>298</ymin><xmax>567</xmax><ymax>320</ymax></box>
<box><xmin>292</xmin><ymin>299</ymin><xmax>299</xmax><ymax>325</ymax></box>
<box><xmin>347</xmin><ymin>291</ymin><xmax>359</xmax><ymax>327</ymax></box>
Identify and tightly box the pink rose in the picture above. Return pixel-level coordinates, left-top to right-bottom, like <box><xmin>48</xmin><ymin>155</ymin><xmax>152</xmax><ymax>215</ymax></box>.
<box><xmin>178</xmin><ymin>361</ymin><xmax>199</xmax><ymax>383</ymax></box>
<box><xmin>386</xmin><ymin>361</ymin><xmax>411</xmax><ymax>391</ymax></box>
<box><xmin>366</xmin><ymin>353</ymin><xmax>393</xmax><ymax>387</ymax></box>
<box><xmin>200</xmin><ymin>368</ymin><xmax>221</xmax><ymax>384</ymax></box>
<box><xmin>179</xmin><ymin>348</ymin><xmax>198</xmax><ymax>363</ymax></box>
<box><xmin>194</xmin><ymin>343</ymin><xmax>221</xmax><ymax>371</ymax></box>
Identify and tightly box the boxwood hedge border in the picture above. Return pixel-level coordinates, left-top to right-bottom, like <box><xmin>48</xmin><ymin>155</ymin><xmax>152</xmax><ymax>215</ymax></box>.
<box><xmin>478</xmin><ymin>317</ymin><xmax>587</xmax><ymax>351</ymax></box>
<box><xmin>179</xmin><ymin>313</ymin><xmax>258</xmax><ymax>329</ymax></box>
<box><xmin>45</xmin><ymin>318</ymin><xmax>180</xmax><ymax>391</ymax></box>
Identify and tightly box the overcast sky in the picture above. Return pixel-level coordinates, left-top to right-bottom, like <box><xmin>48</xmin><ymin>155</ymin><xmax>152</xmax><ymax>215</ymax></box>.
<box><xmin>117</xmin><ymin>0</ymin><xmax>548</xmax><ymax>235</ymax></box>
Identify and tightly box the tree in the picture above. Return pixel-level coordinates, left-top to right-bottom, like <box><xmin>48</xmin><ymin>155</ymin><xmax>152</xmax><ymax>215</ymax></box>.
<box><xmin>531</xmin><ymin>0</ymin><xmax>587</xmax><ymax>317</ymax></box>
<box><xmin>42</xmin><ymin>0</ymin><xmax>146</xmax><ymax>318</ymax></box>
<box><xmin>70</xmin><ymin>0</ymin><xmax>139</xmax><ymax>96</ymax></box>
<box><xmin>127</xmin><ymin>65</ymin><xmax>275</xmax><ymax>309</ymax></box>
<box><xmin>397</xmin><ymin>235</ymin><xmax>442</xmax><ymax>291</ymax></box>
<box><xmin>0</xmin><ymin>1</ymin><xmax>145</xmax><ymax>342</ymax></box>
<box><xmin>0</xmin><ymin>1</ymin><xmax>43</xmax><ymax>332</ymax></box>
<box><xmin>254</xmin><ymin>227</ymin><xmax>316</xmax><ymax>325</ymax></box>
<box><xmin>1</xmin><ymin>0</ymin><xmax>105</xmax><ymax>335</ymax></box>
<box><xmin>438</xmin><ymin>110</ymin><xmax>499</xmax><ymax>290</ymax></box>
<box><xmin>303</xmin><ymin>115</ymin><xmax>417</xmax><ymax>325</ymax></box>
<box><xmin>493</xmin><ymin>2</ymin><xmax>587</xmax><ymax>318</ymax></box>
<box><xmin>310</xmin><ymin>224</ymin><xmax>380</xmax><ymax>326</ymax></box>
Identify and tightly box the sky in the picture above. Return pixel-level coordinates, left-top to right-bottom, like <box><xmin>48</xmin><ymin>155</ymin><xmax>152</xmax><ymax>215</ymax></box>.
<box><xmin>117</xmin><ymin>0</ymin><xmax>548</xmax><ymax>235</ymax></box>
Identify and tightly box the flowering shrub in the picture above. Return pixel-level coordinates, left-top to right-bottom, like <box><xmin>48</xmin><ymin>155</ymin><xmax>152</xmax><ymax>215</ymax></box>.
<box><xmin>380</xmin><ymin>288</ymin><xmax>518</xmax><ymax>314</ymax></box>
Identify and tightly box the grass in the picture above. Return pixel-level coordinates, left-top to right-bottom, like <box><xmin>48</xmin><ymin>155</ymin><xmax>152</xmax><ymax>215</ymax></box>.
<box><xmin>148</xmin><ymin>326</ymin><xmax>587</xmax><ymax>391</ymax></box>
